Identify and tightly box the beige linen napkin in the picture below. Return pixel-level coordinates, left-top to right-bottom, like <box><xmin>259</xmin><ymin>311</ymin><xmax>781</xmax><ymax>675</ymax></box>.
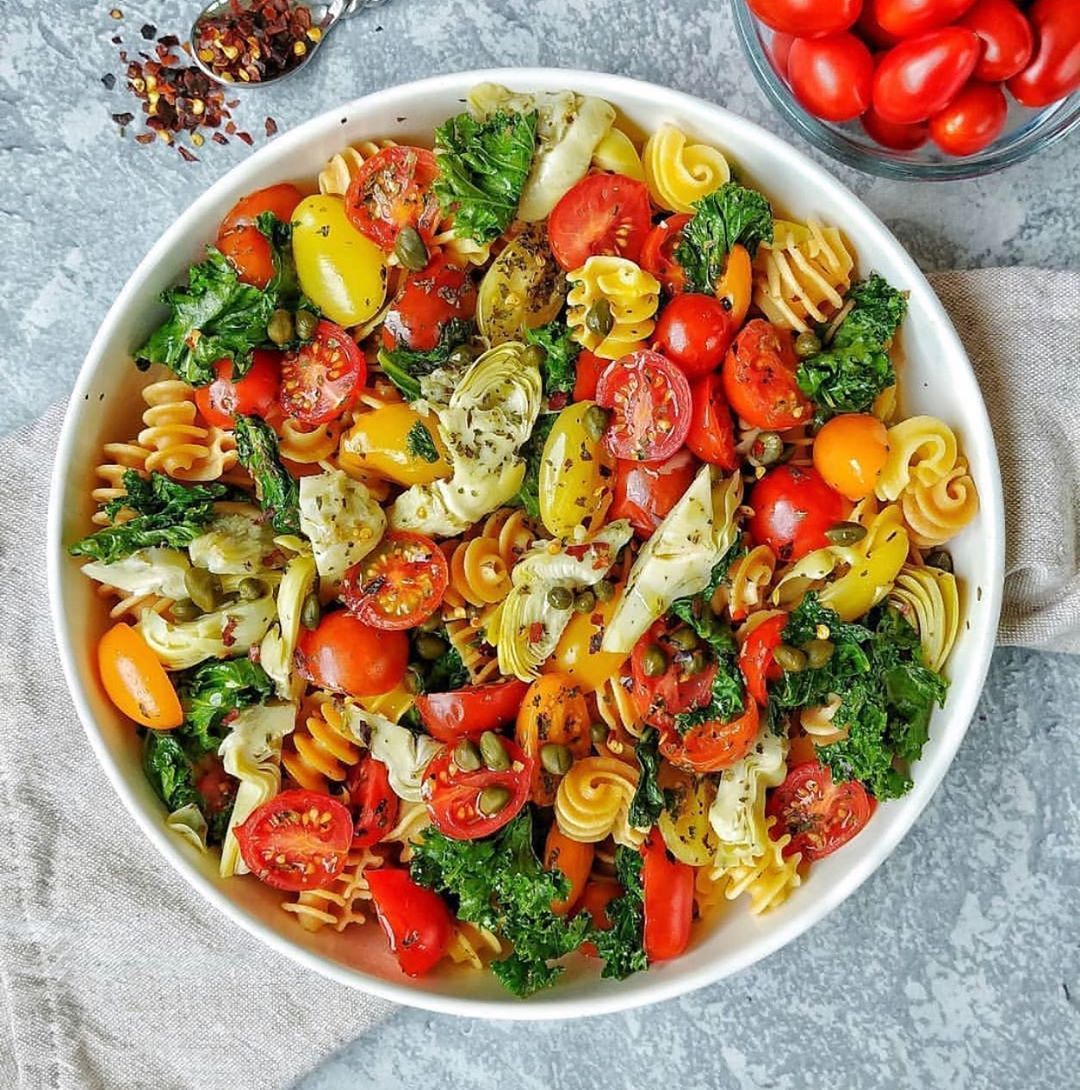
<box><xmin>0</xmin><ymin>267</ymin><xmax>1076</xmax><ymax>1090</ymax></box>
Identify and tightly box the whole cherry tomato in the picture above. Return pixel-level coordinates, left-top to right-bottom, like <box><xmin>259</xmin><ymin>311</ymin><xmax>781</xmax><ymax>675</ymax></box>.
<box><xmin>611</xmin><ymin>448</ymin><xmax>700</xmax><ymax>538</ymax></box>
<box><xmin>873</xmin><ymin>0</ymin><xmax>978</xmax><ymax>38</ymax></box>
<box><xmin>768</xmin><ymin>31</ymin><xmax>796</xmax><ymax>77</ymax></box>
<box><xmin>861</xmin><ymin>104</ymin><xmax>930</xmax><ymax>149</ymax></box>
<box><xmin>748</xmin><ymin>464</ymin><xmax>852</xmax><ymax>562</ymax></box>
<box><xmin>381</xmin><ymin>255</ymin><xmax>476</xmax><ymax>353</ymax></box>
<box><xmin>929</xmin><ymin>80</ymin><xmax>1009</xmax><ymax>156</ymax></box>
<box><xmin>194</xmin><ymin>351</ymin><xmax>281</xmax><ymax>429</ymax></box>
<box><xmin>216</xmin><ymin>183</ymin><xmax>304</xmax><ymax>289</ymax></box>
<box><xmin>651</xmin><ymin>293</ymin><xmax>740</xmax><ymax>380</ymax></box>
<box><xmin>872</xmin><ymin>27</ymin><xmax>982</xmax><ymax>124</ymax></box>
<box><xmin>295</xmin><ymin>611</ymin><xmax>408</xmax><ymax>697</ymax></box>
<box><xmin>747</xmin><ymin>0</ymin><xmax>862</xmax><ymax>38</ymax></box>
<box><xmin>858</xmin><ymin>4</ymin><xmax>900</xmax><ymax>48</ymax></box>
<box><xmin>1007</xmin><ymin>0</ymin><xmax>1080</xmax><ymax>108</ymax></box>
<box><xmin>787</xmin><ymin>33</ymin><xmax>876</xmax><ymax>123</ymax></box>
<box><xmin>686</xmin><ymin>371</ymin><xmax>739</xmax><ymax>470</ymax></box>
<box><xmin>957</xmin><ymin>0</ymin><xmax>1035</xmax><ymax>82</ymax></box>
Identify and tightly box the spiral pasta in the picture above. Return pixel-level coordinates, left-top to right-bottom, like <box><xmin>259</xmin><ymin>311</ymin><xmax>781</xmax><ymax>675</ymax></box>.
<box><xmin>91</xmin><ymin>440</ymin><xmax>149</xmax><ymax>525</ymax></box>
<box><xmin>694</xmin><ymin>867</ymin><xmax>729</xmax><ymax>919</ymax></box>
<box><xmin>714</xmin><ymin>819</ymin><xmax>802</xmax><ymax>915</ymax></box>
<box><xmin>594</xmin><ymin>674</ymin><xmax>645</xmax><ymax>744</ymax></box>
<box><xmin>278</xmin><ymin>417</ymin><xmax>341</xmax><ymax>465</ymax></box>
<box><xmin>888</xmin><ymin>564</ymin><xmax>961</xmax><ymax>672</ymax></box>
<box><xmin>554</xmin><ymin>757</ymin><xmax>642</xmax><ymax>847</ymax></box>
<box><xmin>643</xmin><ymin>124</ymin><xmax>730</xmax><ymax>213</ymax></box>
<box><xmin>753</xmin><ymin>220</ymin><xmax>855</xmax><ymax>333</ymax></box>
<box><xmin>138</xmin><ymin>380</ymin><xmax>237</xmax><ymax>482</ymax></box>
<box><xmin>901</xmin><ymin>463</ymin><xmax>979</xmax><ymax>547</ymax></box>
<box><xmin>381</xmin><ymin>799</ymin><xmax>431</xmax><ymax>863</ymax></box>
<box><xmin>875</xmin><ymin>416</ymin><xmax>961</xmax><ymax>501</ymax></box>
<box><xmin>567</xmin><ymin>256</ymin><xmax>660</xmax><ymax>359</ymax></box>
<box><xmin>281</xmin><ymin>692</ymin><xmax>362</xmax><ymax>793</ymax></box>
<box><xmin>799</xmin><ymin>694</ymin><xmax>847</xmax><ymax>745</ymax></box>
<box><xmin>96</xmin><ymin>580</ymin><xmax>174</xmax><ymax>624</ymax></box>
<box><xmin>443</xmin><ymin>509</ymin><xmax>537</xmax><ymax>610</ymax></box>
<box><xmin>443</xmin><ymin>613</ymin><xmax>501</xmax><ymax>684</ymax></box>
<box><xmin>447</xmin><ymin>923</ymin><xmax>504</xmax><ymax>969</ymax></box>
<box><xmin>727</xmin><ymin>545</ymin><xmax>778</xmax><ymax>622</ymax></box>
<box><xmin>591</xmin><ymin>126</ymin><xmax>645</xmax><ymax>180</ymax></box>
<box><xmin>317</xmin><ymin>138</ymin><xmax>397</xmax><ymax>196</ymax></box>
<box><xmin>282</xmin><ymin>844</ymin><xmax>383</xmax><ymax>932</ymax></box>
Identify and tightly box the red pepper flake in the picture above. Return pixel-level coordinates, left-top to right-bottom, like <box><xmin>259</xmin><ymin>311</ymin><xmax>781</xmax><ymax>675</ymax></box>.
<box><xmin>236</xmin><ymin>130</ymin><xmax>254</xmax><ymax>146</ymax></box>
<box><xmin>212</xmin><ymin>131</ymin><xmax>229</xmax><ymax>145</ymax></box>
<box><xmin>222</xmin><ymin>617</ymin><xmax>238</xmax><ymax>647</ymax></box>
<box><xmin>111</xmin><ymin>34</ymin><xmax>122</xmax><ymax>45</ymax></box>
<box><xmin>111</xmin><ymin>111</ymin><xmax>134</xmax><ymax>127</ymax></box>
<box><xmin>158</xmin><ymin>33</ymin><xmax>180</xmax><ymax>48</ymax></box>
<box><xmin>140</xmin><ymin>22</ymin><xmax>156</xmax><ymax>39</ymax></box>
<box><xmin>264</xmin><ymin>116</ymin><xmax>278</xmax><ymax>137</ymax></box>
<box><xmin>528</xmin><ymin>622</ymin><xmax>545</xmax><ymax>644</ymax></box>
<box><xmin>194</xmin><ymin>0</ymin><xmax>321</xmax><ymax>85</ymax></box>
<box><xmin>178</xmin><ymin>145</ymin><xmax>199</xmax><ymax>162</ymax></box>
<box><xmin>134</xmin><ymin>132</ymin><xmax>156</xmax><ymax>145</ymax></box>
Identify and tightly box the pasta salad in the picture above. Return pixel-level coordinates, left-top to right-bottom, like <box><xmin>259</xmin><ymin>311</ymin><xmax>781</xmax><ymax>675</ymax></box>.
<box><xmin>69</xmin><ymin>83</ymin><xmax>979</xmax><ymax>996</ymax></box>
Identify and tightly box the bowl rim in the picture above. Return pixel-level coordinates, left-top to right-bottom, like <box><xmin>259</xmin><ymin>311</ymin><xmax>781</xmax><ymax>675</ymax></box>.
<box><xmin>47</xmin><ymin>65</ymin><xmax>1005</xmax><ymax>1020</ymax></box>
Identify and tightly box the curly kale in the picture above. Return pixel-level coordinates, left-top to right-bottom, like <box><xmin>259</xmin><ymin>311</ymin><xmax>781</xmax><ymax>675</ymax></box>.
<box><xmin>176</xmin><ymin>659</ymin><xmax>275</xmax><ymax>753</ymax></box>
<box><xmin>628</xmin><ymin>727</ymin><xmax>665</xmax><ymax>830</ymax></box>
<box><xmin>524</xmin><ymin>319</ymin><xmax>579</xmax><ymax>398</ymax></box>
<box><xmin>676</xmin><ymin>183</ymin><xmax>774</xmax><ymax>294</ymax></box>
<box><xmin>378</xmin><ymin>318</ymin><xmax>474</xmax><ymax>401</ymax></box>
<box><xmin>593</xmin><ymin>846</ymin><xmax>647</xmax><ymax>980</ymax></box>
<box><xmin>233</xmin><ymin>415</ymin><xmax>300</xmax><ymax>535</ymax></box>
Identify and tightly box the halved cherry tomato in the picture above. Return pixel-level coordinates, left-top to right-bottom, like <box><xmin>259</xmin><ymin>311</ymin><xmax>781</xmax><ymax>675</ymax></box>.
<box><xmin>747</xmin><ymin>0</ymin><xmax>862</xmax><ymax>37</ymax></box>
<box><xmin>545</xmin><ymin>826</ymin><xmax>595</xmax><ymax>915</ymax></box>
<box><xmin>216</xmin><ymin>182</ymin><xmax>304</xmax><ymax>289</ymax></box>
<box><xmin>279</xmin><ymin>319</ymin><xmax>366</xmax><ymax>426</ymax></box>
<box><xmin>652</xmin><ymin>293</ymin><xmax>740</xmax><ymax>380</ymax></box>
<box><xmin>872</xmin><ymin>28</ymin><xmax>982</xmax><ymax>125</ymax></box>
<box><xmin>344</xmin><ymin>145</ymin><xmax>440</xmax><ymax>251</ymax></box>
<box><xmin>611</xmin><ymin>448</ymin><xmax>699</xmax><ymax>538</ymax></box>
<box><xmin>365</xmin><ymin>866</ymin><xmax>454</xmax><ymax>977</ymax></box>
<box><xmin>658</xmin><ymin>698</ymin><xmax>760</xmax><ymax>773</ymax></box>
<box><xmin>748</xmin><ymin>464</ymin><xmax>853</xmax><ymax>563</ymax></box>
<box><xmin>630</xmin><ymin>619</ymin><xmax>718</xmax><ymax>731</ymax></box>
<box><xmin>686</xmin><ymin>371</ymin><xmax>739</xmax><ymax>470</ymax></box>
<box><xmin>382</xmin><ymin>254</ymin><xmax>477</xmax><ymax>352</ymax></box>
<box><xmin>640</xmin><ymin>213</ymin><xmax>691</xmax><ymax>295</ymax></box>
<box><xmin>873</xmin><ymin>0</ymin><xmax>978</xmax><ymax>38</ymax></box>
<box><xmin>595</xmin><ymin>350</ymin><xmax>692</xmax><ymax>463</ymax></box>
<box><xmin>788</xmin><ymin>33</ymin><xmax>876</xmax><ymax>123</ymax></box>
<box><xmin>341</xmin><ymin>531</ymin><xmax>448</xmax><ymax>630</ymax></box>
<box><xmin>722</xmin><ymin>319</ymin><xmax>811</xmax><ymax>431</ymax></box>
<box><xmin>715</xmin><ymin>244</ymin><xmax>753</xmax><ymax>328</ymax></box>
<box><xmin>421</xmin><ymin>738</ymin><xmax>533</xmax><ymax>840</ymax></box>
<box><xmin>738</xmin><ymin>614</ymin><xmax>787</xmax><ymax>705</ymax></box>
<box><xmin>930</xmin><ymin>80</ymin><xmax>1009</xmax><ymax>156</ymax></box>
<box><xmin>641</xmin><ymin>830</ymin><xmax>695</xmax><ymax>963</ymax></box>
<box><xmin>812</xmin><ymin>413</ymin><xmax>890</xmax><ymax>500</ymax></box>
<box><xmin>346</xmin><ymin>755</ymin><xmax>399</xmax><ymax>848</ymax></box>
<box><xmin>98</xmin><ymin>622</ymin><xmax>183</xmax><ymax>729</ymax></box>
<box><xmin>547</xmin><ymin>172</ymin><xmax>653</xmax><ymax>272</ymax></box>
<box><xmin>576</xmin><ymin>878</ymin><xmax>621</xmax><ymax>957</ymax></box>
<box><xmin>861</xmin><ymin>105</ymin><xmax>930</xmax><ymax>150</ymax></box>
<box><xmin>235</xmin><ymin>788</ymin><xmax>353</xmax><ymax>891</ymax></box>
<box><xmin>415</xmin><ymin>679</ymin><xmax>530</xmax><ymax>744</ymax></box>
<box><xmin>295</xmin><ymin>611</ymin><xmax>408</xmax><ymax>697</ymax></box>
<box><xmin>766</xmin><ymin>761</ymin><xmax>875</xmax><ymax>860</ymax></box>
<box><xmin>1007</xmin><ymin>0</ymin><xmax>1080</xmax><ymax>108</ymax></box>
<box><xmin>573</xmin><ymin>349</ymin><xmax>607</xmax><ymax>403</ymax></box>
<box><xmin>194</xmin><ymin>351</ymin><xmax>281</xmax><ymax>427</ymax></box>
<box><xmin>958</xmin><ymin>0</ymin><xmax>1034</xmax><ymax>83</ymax></box>
<box><xmin>516</xmin><ymin>674</ymin><xmax>592</xmax><ymax>805</ymax></box>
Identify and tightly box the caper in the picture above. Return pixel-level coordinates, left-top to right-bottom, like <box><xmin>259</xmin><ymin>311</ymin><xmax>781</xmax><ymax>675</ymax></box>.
<box><xmin>267</xmin><ymin>308</ymin><xmax>294</xmax><ymax>346</ymax></box>
<box><xmin>585</xmin><ymin>298</ymin><xmax>614</xmax><ymax>338</ymax></box>
<box><xmin>805</xmin><ymin>639</ymin><xmax>835</xmax><ymax>669</ymax></box>
<box><xmin>773</xmin><ymin>643</ymin><xmax>809</xmax><ymax>673</ymax></box>
<box><xmin>523</xmin><ymin>344</ymin><xmax>546</xmax><ymax>370</ymax></box>
<box><xmin>300</xmin><ymin>591</ymin><xmax>321</xmax><ymax>630</ymax></box>
<box><xmin>295</xmin><ymin>309</ymin><xmax>318</xmax><ymax>342</ymax></box>
<box><xmin>748</xmin><ymin>431</ymin><xmax>784</xmax><ymax>468</ymax></box>
<box><xmin>416</xmin><ymin>633</ymin><xmax>448</xmax><ymax>661</ymax></box>
<box><xmin>642</xmin><ymin>645</ymin><xmax>668</xmax><ymax>677</ymax></box>
<box><xmin>686</xmin><ymin>649</ymin><xmax>710</xmax><ymax>675</ymax></box>
<box><xmin>540</xmin><ymin>742</ymin><xmax>573</xmax><ymax>776</ymax></box>
<box><xmin>573</xmin><ymin>589</ymin><xmax>596</xmax><ymax>614</ymax></box>
<box><xmin>171</xmin><ymin>598</ymin><xmax>202</xmax><ymax>622</ymax></box>
<box><xmin>794</xmin><ymin>331</ymin><xmax>822</xmax><ymax>359</ymax></box>
<box><xmin>184</xmin><ymin>567</ymin><xmax>222</xmax><ymax>613</ymax></box>
<box><xmin>238</xmin><ymin>576</ymin><xmax>266</xmax><ymax>601</ymax></box>
<box><xmin>448</xmin><ymin>342</ymin><xmax>479</xmax><ymax>368</ymax></box>
<box><xmin>925</xmin><ymin>548</ymin><xmax>954</xmax><ymax>573</ymax></box>
<box><xmin>583</xmin><ymin>404</ymin><xmax>610</xmax><ymax>443</ymax></box>
<box><xmin>394</xmin><ymin>225</ymin><xmax>429</xmax><ymax>271</ymax></box>
<box><xmin>825</xmin><ymin>521</ymin><xmax>868</xmax><ymax>546</ymax></box>
<box><xmin>590</xmin><ymin>721</ymin><xmax>608</xmax><ymax>744</ymax></box>
<box><xmin>548</xmin><ymin>586</ymin><xmax>573</xmax><ymax>610</ymax></box>
<box><xmin>479</xmin><ymin>730</ymin><xmax>510</xmax><ymax>771</ymax></box>
<box><xmin>668</xmin><ymin>626</ymin><xmax>699</xmax><ymax>652</ymax></box>
<box><xmin>478</xmin><ymin>784</ymin><xmax>512</xmax><ymax>817</ymax></box>
<box><xmin>593</xmin><ymin>579</ymin><xmax>615</xmax><ymax>603</ymax></box>
<box><xmin>453</xmin><ymin>738</ymin><xmax>482</xmax><ymax>772</ymax></box>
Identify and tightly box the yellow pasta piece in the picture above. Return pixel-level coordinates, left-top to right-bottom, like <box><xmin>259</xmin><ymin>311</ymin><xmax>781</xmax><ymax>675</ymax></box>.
<box><xmin>91</xmin><ymin>440</ymin><xmax>148</xmax><ymax>525</ymax></box>
<box><xmin>138</xmin><ymin>380</ymin><xmax>237</xmax><ymax>482</ymax></box>
<box><xmin>317</xmin><ymin>138</ymin><xmax>397</xmax><ymax>197</ymax></box>
<box><xmin>591</xmin><ymin>126</ymin><xmax>645</xmax><ymax>180</ymax></box>
<box><xmin>567</xmin><ymin>255</ymin><xmax>660</xmax><ymax>359</ymax></box>
<box><xmin>278</xmin><ymin>417</ymin><xmax>341</xmax><ymax>465</ymax></box>
<box><xmin>643</xmin><ymin>124</ymin><xmax>730</xmax><ymax>213</ymax></box>
<box><xmin>888</xmin><ymin>563</ymin><xmax>961</xmax><ymax>672</ymax></box>
<box><xmin>554</xmin><ymin>757</ymin><xmax>642</xmax><ymax>847</ymax></box>
<box><xmin>901</xmin><ymin>463</ymin><xmax>979</xmax><ymax>547</ymax></box>
<box><xmin>282</xmin><ymin>845</ymin><xmax>383</xmax><ymax>933</ymax></box>
<box><xmin>876</xmin><ymin>415</ymin><xmax>961</xmax><ymax>501</ymax></box>
<box><xmin>715</xmin><ymin>819</ymin><xmax>802</xmax><ymax>915</ymax></box>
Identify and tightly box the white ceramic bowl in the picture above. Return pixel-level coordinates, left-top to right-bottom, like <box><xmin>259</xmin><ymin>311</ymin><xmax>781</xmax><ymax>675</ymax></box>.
<box><xmin>48</xmin><ymin>68</ymin><xmax>1004</xmax><ymax>1019</ymax></box>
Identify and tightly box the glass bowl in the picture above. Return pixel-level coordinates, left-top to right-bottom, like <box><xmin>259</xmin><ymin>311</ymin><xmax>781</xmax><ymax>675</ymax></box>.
<box><xmin>731</xmin><ymin>0</ymin><xmax>1080</xmax><ymax>180</ymax></box>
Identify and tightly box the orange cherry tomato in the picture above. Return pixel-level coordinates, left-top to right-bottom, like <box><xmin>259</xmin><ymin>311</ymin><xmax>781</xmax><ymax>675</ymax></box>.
<box><xmin>193</xmin><ymin>351</ymin><xmax>282</xmax><ymax>428</ymax></box>
<box><xmin>544</xmin><ymin>826</ymin><xmax>595</xmax><ymax>915</ymax></box>
<box><xmin>516</xmin><ymin>674</ymin><xmax>592</xmax><ymax>806</ymax></box>
<box><xmin>722</xmin><ymin>319</ymin><xmax>812</xmax><ymax>431</ymax></box>
<box><xmin>576</xmin><ymin>878</ymin><xmax>622</xmax><ymax>957</ymax></box>
<box><xmin>714</xmin><ymin>243</ymin><xmax>753</xmax><ymax>327</ymax></box>
<box><xmin>216</xmin><ymin>183</ymin><xmax>304</xmax><ymax>289</ymax></box>
<box><xmin>97</xmin><ymin>623</ymin><xmax>183</xmax><ymax>729</ymax></box>
<box><xmin>812</xmin><ymin>413</ymin><xmax>890</xmax><ymax>500</ymax></box>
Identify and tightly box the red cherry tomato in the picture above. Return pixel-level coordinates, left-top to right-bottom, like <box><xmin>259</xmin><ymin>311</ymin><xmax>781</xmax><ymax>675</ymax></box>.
<box><xmin>738</xmin><ymin>614</ymin><xmax>788</xmax><ymax>701</ymax></box>
<box><xmin>344</xmin><ymin>145</ymin><xmax>441</xmax><ymax>251</ymax></box>
<box><xmin>279</xmin><ymin>319</ymin><xmax>366</xmax><ymax>426</ymax></box>
<box><xmin>747</xmin><ymin>0</ymin><xmax>862</xmax><ymax>38</ymax></box>
<box><xmin>722</xmin><ymin>319</ymin><xmax>811</xmax><ymax>431</ymax></box>
<box><xmin>686</xmin><ymin>372</ymin><xmax>738</xmax><ymax>470</ymax></box>
<box><xmin>929</xmin><ymin>80</ymin><xmax>1009</xmax><ymax>155</ymax></box>
<box><xmin>630</xmin><ymin>620</ymin><xmax>718</xmax><ymax>729</ymax></box>
<box><xmin>1007</xmin><ymin>0</ymin><xmax>1080</xmax><ymax>108</ymax></box>
<box><xmin>421</xmin><ymin>739</ymin><xmax>533</xmax><ymax>840</ymax></box>
<box><xmin>611</xmin><ymin>448</ymin><xmax>699</xmax><ymax>538</ymax></box>
<box><xmin>573</xmin><ymin>349</ymin><xmax>607</xmax><ymax>402</ymax></box>
<box><xmin>194</xmin><ymin>351</ymin><xmax>281</xmax><ymax>428</ymax></box>
<box><xmin>749</xmin><ymin>464</ymin><xmax>853</xmax><ymax>563</ymax></box>
<box><xmin>235</xmin><ymin>788</ymin><xmax>353</xmax><ymax>891</ymax></box>
<box><xmin>346</xmin><ymin>755</ymin><xmax>399</xmax><ymax>848</ymax></box>
<box><xmin>295</xmin><ymin>611</ymin><xmax>408</xmax><ymax>697</ymax></box>
<box><xmin>595</xmin><ymin>350</ymin><xmax>692</xmax><ymax>463</ymax></box>
<box><xmin>641</xmin><ymin>830</ymin><xmax>695</xmax><ymax>963</ymax></box>
<box><xmin>547</xmin><ymin>173</ymin><xmax>653</xmax><ymax>272</ymax></box>
<box><xmin>858</xmin><ymin>4</ymin><xmax>900</xmax><ymax>48</ymax></box>
<box><xmin>861</xmin><ymin>104</ymin><xmax>930</xmax><ymax>149</ymax></box>
<box><xmin>958</xmin><ymin>0</ymin><xmax>1035</xmax><ymax>82</ymax></box>
<box><xmin>768</xmin><ymin>31</ymin><xmax>796</xmax><ymax>76</ymax></box>
<box><xmin>415</xmin><ymin>679</ymin><xmax>530</xmax><ymax>744</ymax></box>
<box><xmin>382</xmin><ymin>255</ymin><xmax>476</xmax><ymax>352</ymax></box>
<box><xmin>216</xmin><ymin>183</ymin><xmax>304</xmax><ymax>289</ymax></box>
<box><xmin>658</xmin><ymin>698</ymin><xmax>760</xmax><ymax>773</ymax></box>
<box><xmin>651</xmin><ymin>293</ymin><xmax>740</xmax><ymax>380</ymax></box>
<box><xmin>341</xmin><ymin>531</ymin><xmax>448</xmax><ymax>630</ymax></box>
<box><xmin>365</xmin><ymin>867</ymin><xmax>454</xmax><ymax>977</ymax></box>
<box><xmin>873</xmin><ymin>0</ymin><xmax>978</xmax><ymax>38</ymax></box>
<box><xmin>766</xmin><ymin>761</ymin><xmax>875</xmax><ymax>861</ymax></box>
<box><xmin>872</xmin><ymin>27</ymin><xmax>982</xmax><ymax>124</ymax></box>
<box><xmin>788</xmin><ymin>33</ymin><xmax>876</xmax><ymax>122</ymax></box>
<box><xmin>639</xmin><ymin>214</ymin><xmax>692</xmax><ymax>295</ymax></box>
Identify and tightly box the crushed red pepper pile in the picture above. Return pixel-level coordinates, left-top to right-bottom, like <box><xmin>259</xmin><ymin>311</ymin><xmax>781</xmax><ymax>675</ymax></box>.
<box><xmin>195</xmin><ymin>0</ymin><xmax>321</xmax><ymax>84</ymax></box>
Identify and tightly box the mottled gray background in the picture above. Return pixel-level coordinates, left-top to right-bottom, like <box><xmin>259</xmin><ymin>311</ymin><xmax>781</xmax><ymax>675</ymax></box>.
<box><xmin>2</xmin><ymin>0</ymin><xmax>1077</xmax><ymax>1087</ymax></box>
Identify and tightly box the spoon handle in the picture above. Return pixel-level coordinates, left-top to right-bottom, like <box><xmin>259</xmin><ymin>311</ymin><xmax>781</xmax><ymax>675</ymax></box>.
<box><xmin>340</xmin><ymin>0</ymin><xmax>394</xmax><ymax>18</ymax></box>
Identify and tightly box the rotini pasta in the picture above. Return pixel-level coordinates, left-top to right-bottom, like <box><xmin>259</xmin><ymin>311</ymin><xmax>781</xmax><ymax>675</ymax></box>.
<box><xmin>381</xmin><ymin>799</ymin><xmax>431</xmax><ymax>863</ymax></box>
<box><xmin>443</xmin><ymin>508</ymin><xmax>537</xmax><ymax>610</ymax></box>
<box><xmin>727</xmin><ymin>544</ymin><xmax>777</xmax><ymax>622</ymax></box>
<box><xmin>447</xmin><ymin>923</ymin><xmax>504</xmax><ymax>969</ymax></box>
<box><xmin>875</xmin><ymin>415</ymin><xmax>961</xmax><ymax>501</ymax></box>
<box><xmin>444</xmin><ymin>612</ymin><xmax>501</xmax><ymax>684</ymax></box>
<box><xmin>714</xmin><ymin>819</ymin><xmax>802</xmax><ymax>915</ymax></box>
<box><xmin>138</xmin><ymin>380</ymin><xmax>237</xmax><ymax>482</ymax></box>
<box><xmin>643</xmin><ymin>124</ymin><xmax>730</xmax><ymax>213</ymax></box>
<box><xmin>281</xmin><ymin>692</ymin><xmax>362</xmax><ymax>792</ymax></box>
<box><xmin>900</xmin><ymin>463</ymin><xmax>979</xmax><ymax>547</ymax></box>
<box><xmin>278</xmin><ymin>417</ymin><xmax>341</xmax><ymax>465</ymax></box>
<box><xmin>566</xmin><ymin>256</ymin><xmax>660</xmax><ymax>359</ymax></box>
<box><xmin>96</xmin><ymin>580</ymin><xmax>175</xmax><ymax>624</ymax></box>
<box><xmin>91</xmin><ymin>440</ymin><xmax>148</xmax><ymax>525</ymax></box>
<box><xmin>888</xmin><ymin>564</ymin><xmax>961</xmax><ymax>672</ymax></box>
<box><xmin>282</xmin><ymin>844</ymin><xmax>383</xmax><ymax>932</ymax></box>
<box><xmin>799</xmin><ymin>694</ymin><xmax>847</xmax><ymax>745</ymax></box>
<box><xmin>316</xmin><ymin>138</ymin><xmax>397</xmax><ymax>196</ymax></box>
<box><xmin>555</xmin><ymin>757</ymin><xmax>642</xmax><ymax>847</ymax></box>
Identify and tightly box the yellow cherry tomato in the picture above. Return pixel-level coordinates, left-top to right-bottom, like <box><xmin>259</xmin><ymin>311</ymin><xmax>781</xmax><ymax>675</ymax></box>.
<box><xmin>657</xmin><ymin>763</ymin><xmax>716</xmax><ymax>866</ymax></box>
<box><xmin>98</xmin><ymin>623</ymin><xmax>183</xmax><ymax>729</ymax></box>
<box><xmin>715</xmin><ymin>243</ymin><xmax>752</xmax><ymax>326</ymax></box>
<box><xmin>292</xmin><ymin>194</ymin><xmax>387</xmax><ymax>327</ymax></box>
<box><xmin>549</xmin><ymin>586</ymin><xmax>628</xmax><ymax>693</ymax></box>
<box><xmin>340</xmin><ymin>403</ymin><xmax>451</xmax><ymax>486</ymax></box>
<box><xmin>812</xmin><ymin>413</ymin><xmax>890</xmax><ymax>501</ymax></box>
<box><xmin>477</xmin><ymin>223</ymin><xmax>565</xmax><ymax>345</ymax></box>
<box><xmin>538</xmin><ymin>401</ymin><xmax>615</xmax><ymax>539</ymax></box>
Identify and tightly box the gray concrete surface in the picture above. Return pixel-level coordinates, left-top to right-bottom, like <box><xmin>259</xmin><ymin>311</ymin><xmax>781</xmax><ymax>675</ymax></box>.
<box><xmin>1</xmin><ymin>1</ymin><xmax>1076</xmax><ymax>1088</ymax></box>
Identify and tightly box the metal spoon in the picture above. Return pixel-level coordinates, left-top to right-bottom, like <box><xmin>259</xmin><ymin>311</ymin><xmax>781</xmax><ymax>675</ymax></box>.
<box><xmin>190</xmin><ymin>0</ymin><xmax>392</xmax><ymax>88</ymax></box>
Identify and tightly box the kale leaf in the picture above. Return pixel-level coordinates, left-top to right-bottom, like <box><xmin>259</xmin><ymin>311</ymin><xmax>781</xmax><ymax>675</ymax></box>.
<box><xmin>176</xmin><ymin>658</ymin><xmax>275</xmax><ymax>753</ymax></box>
<box><xmin>628</xmin><ymin>727</ymin><xmax>665</xmax><ymax>830</ymax></box>
<box><xmin>143</xmin><ymin>731</ymin><xmax>201</xmax><ymax>814</ymax></box>
<box><xmin>524</xmin><ymin>319</ymin><xmax>579</xmax><ymax>398</ymax></box>
<box><xmin>676</xmin><ymin>183</ymin><xmax>774</xmax><ymax>294</ymax></box>
<box><xmin>434</xmin><ymin>109</ymin><xmax>538</xmax><ymax>244</ymax></box>
<box><xmin>233</xmin><ymin>415</ymin><xmax>300</xmax><ymax>534</ymax></box>
<box><xmin>69</xmin><ymin>470</ymin><xmax>226</xmax><ymax>564</ymax></box>
<box><xmin>513</xmin><ymin>412</ymin><xmax>557</xmax><ymax>519</ymax></box>
<box><xmin>405</xmin><ymin>420</ymin><xmax>441</xmax><ymax>463</ymax></box>
<box><xmin>593</xmin><ymin>846</ymin><xmax>647</xmax><ymax>980</ymax></box>
<box><xmin>378</xmin><ymin>318</ymin><xmax>474</xmax><ymax>401</ymax></box>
